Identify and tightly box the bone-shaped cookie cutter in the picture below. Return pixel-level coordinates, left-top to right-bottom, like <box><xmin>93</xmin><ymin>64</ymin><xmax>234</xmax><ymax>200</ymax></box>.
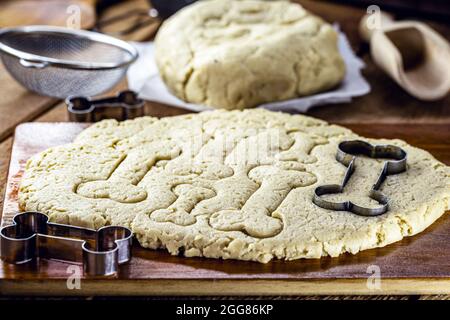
<box><xmin>66</xmin><ymin>90</ymin><xmax>145</xmax><ymax>122</ymax></box>
<box><xmin>313</xmin><ymin>140</ymin><xmax>407</xmax><ymax>216</ymax></box>
<box><xmin>0</xmin><ymin>212</ymin><xmax>132</xmax><ymax>276</ymax></box>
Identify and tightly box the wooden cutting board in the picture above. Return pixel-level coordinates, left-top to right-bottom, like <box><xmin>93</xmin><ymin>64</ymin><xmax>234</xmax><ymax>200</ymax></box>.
<box><xmin>0</xmin><ymin>122</ymin><xmax>449</xmax><ymax>296</ymax></box>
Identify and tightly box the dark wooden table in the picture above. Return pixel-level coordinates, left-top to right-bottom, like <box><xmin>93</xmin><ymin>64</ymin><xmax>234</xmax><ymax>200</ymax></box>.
<box><xmin>0</xmin><ymin>0</ymin><xmax>449</xmax><ymax>299</ymax></box>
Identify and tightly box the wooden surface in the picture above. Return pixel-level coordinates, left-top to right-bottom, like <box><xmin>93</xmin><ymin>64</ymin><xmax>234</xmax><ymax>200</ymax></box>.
<box><xmin>0</xmin><ymin>0</ymin><xmax>449</xmax><ymax>298</ymax></box>
<box><xmin>0</xmin><ymin>0</ymin><xmax>96</xmax><ymax>29</ymax></box>
<box><xmin>0</xmin><ymin>122</ymin><xmax>449</xmax><ymax>296</ymax></box>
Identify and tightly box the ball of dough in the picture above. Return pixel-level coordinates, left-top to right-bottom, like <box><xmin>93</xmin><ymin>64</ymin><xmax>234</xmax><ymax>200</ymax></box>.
<box><xmin>154</xmin><ymin>0</ymin><xmax>346</xmax><ymax>109</ymax></box>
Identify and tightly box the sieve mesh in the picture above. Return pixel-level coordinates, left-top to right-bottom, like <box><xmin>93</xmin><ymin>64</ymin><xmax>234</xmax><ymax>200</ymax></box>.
<box><xmin>0</xmin><ymin>27</ymin><xmax>137</xmax><ymax>98</ymax></box>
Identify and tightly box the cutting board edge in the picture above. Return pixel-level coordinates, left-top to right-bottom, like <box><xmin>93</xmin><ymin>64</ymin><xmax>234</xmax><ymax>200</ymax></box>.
<box><xmin>1</xmin><ymin>278</ymin><xmax>450</xmax><ymax>296</ymax></box>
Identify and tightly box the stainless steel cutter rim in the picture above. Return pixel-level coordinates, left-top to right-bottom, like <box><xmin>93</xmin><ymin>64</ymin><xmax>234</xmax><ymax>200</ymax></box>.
<box><xmin>312</xmin><ymin>140</ymin><xmax>407</xmax><ymax>217</ymax></box>
<box><xmin>0</xmin><ymin>211</ymin><xmax>133</xmax><ymax>274</ymax></box>
<box><xmin>66</xmin><ymin>90</ymin><xmax>144</xmax><ymax>114</ymax></box>
<box><xmin>0</xmin><ymin>25</ymin><xmax>139</xmax><ymax>70</ymax></box>
<box><xmin>82</xmin><ymin>225</ymin><xmax>133</xmax><ymax>255</ymax></box>
<box><xmin>66</xmin><ymin>102</ymin><xmax>96</xmax><ymax>115</ymax></box>
<box><xmin>0</xmin><ymin>227</ymin><xmax>35</xmax><ymax>243</ymax></box>
<box><xmin>0</xmin><ymin>211</ymin><xmax>49</xmax><ymax>241</ymax></box>
<box><xmin>81</xmin><ymin>241</ymin><xmax>119</xmax><ymax>256</ymax></box>
<box><xmin>0</xmin><ymin>211</ymin><xmax>134</xmax><ymax>255</ymax></box>
<box><xmin>336</xmin><ymin>140</ymin><xmax>407</xmax><ymax>168</ymax></box>
<box><xmin>65</xmin><ymin>90</ymin><xmax>145</xmax><ymax>122</ymax></box>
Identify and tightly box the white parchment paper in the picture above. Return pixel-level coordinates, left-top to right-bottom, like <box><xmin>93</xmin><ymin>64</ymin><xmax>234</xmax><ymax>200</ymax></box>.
<box><xmin>127</xmin><ymin>28</ymin><xmax>370</xmax><ymax>112</ymax></box>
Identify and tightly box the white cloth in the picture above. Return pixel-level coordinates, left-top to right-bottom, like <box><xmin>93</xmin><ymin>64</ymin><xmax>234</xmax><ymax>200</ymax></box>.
<box><xmin>127</xmin><ymin>27</ymin><xmax>370</xmax><ymax>113</ymax></box>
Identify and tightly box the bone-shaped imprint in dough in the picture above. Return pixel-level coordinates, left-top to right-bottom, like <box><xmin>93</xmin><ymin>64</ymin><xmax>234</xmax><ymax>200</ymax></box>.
<box><xmin>209</xmin><ymin>165</ymin><xmax>316</xmax><ymax>238</ymax></box>
<box><xmin>151</xmin><ymin>184</ymin><xmax>216</xmax><ymax>225</ymax></box>
<box><xmin>145</xmin><ymin>133</ymin><xmax>234</xmax><ymax>225</ymax></box>
<box><xmin>276</xmin><ymin>132</ymin><xmax>327</xmax><ymax>164</ymax></box>
<box><xmin>76</xmin><ymin>141</ymin><xmax>180</xmax><ymax>203</ymax></box>
<box><xmin>149</xmin><ymin>129</ymin><xmax>291</xmax><ymax>227</ymax></box>
<box><xmin>188</xmin><ymin>129</ymin><xmax>287</xmax><ymax>216</ymax></box>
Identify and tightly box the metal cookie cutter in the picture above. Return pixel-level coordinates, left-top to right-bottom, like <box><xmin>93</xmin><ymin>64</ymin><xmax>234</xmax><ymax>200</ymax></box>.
<box><xmin>0</xmin><ymin>212</ymin><xmax>132</xmax><ymax>276</ymax></box>
<box><xmin>66</xmin><ymin>90</ymin><xmax>145</xmax><ymax>122</ymax></box>
<box><xmin>313</xmin><ymin>140</ymin><xmax>407</xmax><ymax>216</ymax></box>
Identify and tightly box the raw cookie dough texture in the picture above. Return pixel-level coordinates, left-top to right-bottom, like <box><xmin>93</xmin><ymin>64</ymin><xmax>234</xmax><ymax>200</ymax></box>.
<box><xmin>154</xmin><ymin>0</ymin><xmax>346</xmax><ymax>109</ymax></box>
<box><xmin>19</xmin><ymin>110</ymin><xmax>449</xmax><ymax>263</ymax></box>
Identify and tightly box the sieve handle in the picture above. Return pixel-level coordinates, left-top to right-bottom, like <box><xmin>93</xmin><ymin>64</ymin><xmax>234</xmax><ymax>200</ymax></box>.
<box><xmin>19</xmin><ymin>59</ymin><xmax>49</xmax><ymax>69</ymax></box>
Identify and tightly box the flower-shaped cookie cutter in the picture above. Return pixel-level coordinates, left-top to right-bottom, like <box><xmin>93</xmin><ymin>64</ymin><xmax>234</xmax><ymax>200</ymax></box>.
<box><xmin>0</xmin><ymin>212</ymin><xmax>132</xmax><ymax>276</ymax></box>
<box><xmin>313</xmin><ymin>140</ymin><xmax>407</xmax><ymax>216</ymax></box>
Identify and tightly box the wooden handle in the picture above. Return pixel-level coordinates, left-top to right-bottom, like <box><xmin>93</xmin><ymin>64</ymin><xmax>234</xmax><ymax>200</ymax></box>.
<box><xmin>359</xmin><ymin>10</ymin><xmax>395</xmax><ymax>42</ymax></box>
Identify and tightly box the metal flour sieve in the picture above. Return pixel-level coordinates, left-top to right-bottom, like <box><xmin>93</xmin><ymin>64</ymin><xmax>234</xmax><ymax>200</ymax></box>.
<box><xmin>0</xmin><ymin>26</ymin><xmax>138</xmax><ymax>98</ymax></box>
